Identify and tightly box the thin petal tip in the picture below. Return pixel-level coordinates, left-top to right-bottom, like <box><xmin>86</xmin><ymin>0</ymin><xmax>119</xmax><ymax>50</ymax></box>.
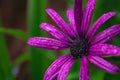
<box><xmin>107</xmin><ymin>12</ymin><xmax>116</xmax><ymax>16</ymax></box>
<box><xmin>40</xmin><ymin>23</ymin><xmax>47</xmax><ymax>28</ymax></box>
<box><xmin>112</xmin><ymin>67</ymin><xmax>120</xmax><ymax>74</ymax></box>
<box><xmin>46</xmin><ymin>8</ymin><xmax>53</xmax><ymax>12</ymax></box>
<box><xmin>27</xmin><ymin>38</ymin><xmax>35</xmax><ymax>46</ymax></box>
<box><xmin>110</xmin><ymin>12</ymin><xmax>116</xmax><ymax>15</ymax></box>
<box><xmin>27</xmin><ymin>37</ymin><xmax>41</xmax><ymax>47</ymax></box>
<box><xmin>67</xmin><ymin>9</ymin><xmax>73</xmax><ymax>12</ymax></box>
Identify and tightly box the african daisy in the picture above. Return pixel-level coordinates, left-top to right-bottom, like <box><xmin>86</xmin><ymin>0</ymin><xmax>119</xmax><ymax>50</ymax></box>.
<box><xmin>27</xmin><ymin>0</ymin><xmax>120</xmax><ymax>80</ymax></box>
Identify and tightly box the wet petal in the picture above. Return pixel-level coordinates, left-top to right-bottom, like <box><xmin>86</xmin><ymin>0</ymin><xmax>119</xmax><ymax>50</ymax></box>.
<box><xmin>74</xmin><ymin>0</ymin><xmax>83</xmax><ymax>35</ymax></box>
<box><xmin>58</xmin><ymin>58</ymin><xmax>75</xmax><ymax>80</ymax></box>
<box><xmin>46</xmin><ymin>8</ymin><xmax>76</xmax><ymax>39</ymax></box>
<box><xmin>49</xmin><ymin>71</ymin><xmax>59</xmax><ymax>80</ymax></box>
<box><xmin>87</xmin><ymin>12</ymin><xmax>116</xmax><ymax>40</ymax></box>
<box><xmin>89</xmin><ymin>43</ymin><xmax>120</xmax><ymax>56</ymax></box>
<box><xmin>80</xmin><ymin>57</ymin><xmax>90</xmax><ymax>80</ymax></box>
<box><xmin>81</xmin><ymin>0</ymin><xmax>96</xmax><ymax>37</ymax></box>
<box><xmin>88</xmin><ymin>56</ymin><xmax>119</xmax><ymax>74</ymax></box>
<box><xmin>67</xmin><ymin>9</ymin><xmax>78</xmax><ymax>36</ymax></box>
<box><xmin>40</xmin><ymin>23</ymin><xmax>70</xmax><ymax>43</ymax></box>
<box><xmin>44</xmin><ymin>54</ymin><xmax>70</xmax><ymax>80</ymax></box>
<box><xmin>90</xmin><ymin>25</ymin><xmax>120</xmax><ymax>45</ymax></box>
<box><xmin>27</xmin><ymin>37</ymin><xmax>69</xmax><ymax>50</ymax></box>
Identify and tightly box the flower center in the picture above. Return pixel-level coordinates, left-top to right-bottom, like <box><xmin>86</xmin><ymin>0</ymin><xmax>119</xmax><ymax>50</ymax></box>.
<box><xmin>70</xmin><ymin>38</ymin><xmax>88</xmax><ymax>58</ymax></box>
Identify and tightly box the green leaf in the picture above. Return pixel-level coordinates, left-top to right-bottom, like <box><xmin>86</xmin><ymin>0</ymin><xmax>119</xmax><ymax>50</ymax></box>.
<box><xmin>27</xmin><ymin>0</ymin><xmax>56</xmax><ymax>80</ymax></box>
<box><xmin>67</xmin><ymin>59</ymin><xmax>80</xmax><ymax>80</ymax></box>
<box><xmin>0</xmin><ymin>28</ymin><xmax>28</xmax><ymax>41</ymax></box>
<box><xmin>13</xmin><ymin>52</ymin><xmax>30</xmax><ymax>66</ymax></box>
<box><xmin>104</xmin><ymin>72</ymin><xmax>120</xmax><ymax>80</ymax></box>
<box><xmin>67</xmin><ymin>72</ymin><xmax>79</xmax><ymax>80</ymax></box>
<box><xmin>91</xmin><ymin>69</ymin><xmax>105</xmax><ymax>80</ymax></box>
<box><xmin>0</xmin><ymin>19</ymin><xmax>14</xmax><ymax>80</ymax></box>
<box><xmin>90</xmin><ymin>65</ymin><xmax>105</xmax><ymax>80</ymax></box>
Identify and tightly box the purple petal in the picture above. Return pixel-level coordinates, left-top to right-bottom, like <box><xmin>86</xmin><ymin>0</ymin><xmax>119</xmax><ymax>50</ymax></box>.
<box><xmin>74</xmin><ymin>0</ymin><xmax>83</xmax><ymax>35</ymax></box>
<box><xmin>87</xmin><ymin>12</ymin><xmax>116</xmax><ymax>40</ymax></box>
<box><xmin>44</xmin><ymin>54</ymin><xmax>70</xmax><ymax>80</ymax></box>
<box><xmin>49</xmin><ymin>71</ymin><xmax>59</xmax><ymax>80</ymax></box>
<box><xmin>27</xmin><ymin>37</ymin><xmax>69</xmax><ymax>50</ymax></box>
<box><xmin>58</xmin><ymin>58</ymin><xmax>75</xmax><ymax>80</ymax></box>
<box><xmin>46</xmin><ymin>8</ymin><xmax>76</xmax><ymax>39</ymax></box>
<box><xmin>88</xmin><ymin>56</ymin><xmax>119</xmax><ymax>74</ymax></box>
<box><xmin>89</xmin><ymin>43</ymin><xmax>120</xmax><ymax>56</ymax></box>
<box><xmin>81</xmin><ymin>0</ymin><xmax>96</xmax><ymax>37</ymax></box>
<box><xmin>90</xmin><ymin>25</ymin><xmax>120</xmax><ymax>45</ymax></box>
<box><xmin>67</xmin><ymin>9</ymin><xmax>78</xmax><ymax>37</ymax></box>
<box><xmin>40</xmin><ymin>23</ymin><xmax>70</xmax><ymax>43</ymax></box>
<box><xmin>80</xmin><ymin>57</ymin><xmax>90</xmax><ymax>80</ymax></box>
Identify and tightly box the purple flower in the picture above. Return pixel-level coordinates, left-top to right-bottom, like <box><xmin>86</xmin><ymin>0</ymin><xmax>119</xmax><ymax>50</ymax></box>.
<box><xmin>27</xmin><ymin>0</ymin><xmax>120</xmax><ymax>80</ymax></box>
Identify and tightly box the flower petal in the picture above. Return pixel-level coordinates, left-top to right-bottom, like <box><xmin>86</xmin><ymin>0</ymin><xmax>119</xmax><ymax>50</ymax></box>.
<box><xmin>87</xmin><ymin>12</ymin><xmax>116</xmax><ymax>40</ymax></box>
<box><xmin>81</xmin><ymin>0</ymin><xmax>96</xmax><ymax>37</ymax></box>
<box><xmin>44</xmin><ymin>54</ymin><xmax>70</xmax><ymax>80</ymax></box>
<box><xmin>88</xmin><ymin>56</ymin><xmax>119</xmax><ymax>74</ymax></box>
<box><xmin>89</xmin><ymin>43</ymin><xmax>120</xmax><ymax>56</ymax></box>
<box><xmin>58</xmin><ymin>58</ymin><xmax>75</xmax><ymax>80</ymax></box>
<box><xmin>27</xmin><ymin>37</ymin><xmax>69</xmax><ymax>50</ymax></box>
<box><xmin>49</xmin><ymin>71</ymin><xmax>59</xmax><ymax>80</ymax></box>
<box><xmin>74</xmin><ymin>0</ymin><xmax>83</xmax><ymax>35</ymax></box>
<box><xmin>46</xmin><ymin>8</ymin><xmax>76</xmax><ymax>39</ymax></box>
<box><xmin>67</xmin><ymin>9</ymin><xmax>78</xmax><ymax>37</ymax></box>
<box><xmin>80</xmin><ymin>57</ymin><xmax>90</xmax><ymax>80</ymax></box>
<box><xmin>90</xmin><ymin>25</ymin><xmax>120</xmax><ymax>45</ymax></box>
<box><xmin>40</xmin><ymin>23</ymin><xmax>70</xmax><ymax>43</ymax></box>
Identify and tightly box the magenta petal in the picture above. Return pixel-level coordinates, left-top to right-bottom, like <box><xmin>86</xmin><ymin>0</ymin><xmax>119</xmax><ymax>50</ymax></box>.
<box><xmin>40</xmin><ymin>23</ymin><xmax>70</xmax><ymax>43</ymax></box>
<box><xmin>88</xmin><ymin>56</ymin><xmax>119</xmax><ymax>74</ymax></box>
<box><xmin>81</xmin><ymin>0</ymin><xmax>96</xmax><ymax>37</ymax></box>
<box><xmin>58</xmin><ymin>58</ymin><xmax>75</xmax><ymax>80</ymax></box>
<box><xmin>27</xmin><ymin>37</ymin><xmax>69</xmax><ymax>50</ymax></box>
<box><xmin>89</xmin><ymin>43</ymin><xmax>120</xmax><ymax>56</ymax></box>
<box><xmin>67</xmin><ymin>9</ymin><xmax>78</xmax><ymax>37</ymax></box>
<box><xmin>90</xmin><ymin>25</ymin><xmax>120</xmax><ymax>45</ymax></box>
<box><xmin>46</xmin><ymin>8</ymin><xmax>76</xmax><ymax>39</ymax></box>
<box><xmin>74</xmin><ymin>0</ymin><xmax>83</xmax><ymax>35</ymax></box>
<box><xmin>80</xmin><ymin>57</ymin><xmax>90</xmax><ymax>80</ymax></box>
<box><xmin>44</xmin><ymin>54</ymin><xmax>70</xmax><ymax>80</ymax></box>
<box><xmin>87</xmin><ymin>12</ymin><xmax>116</xmax><ymax>40</ymax></box>
<box><xmin>49</xmin><ymin>71</ymin><xmax>59</xmax><ymax>80</ymax></box>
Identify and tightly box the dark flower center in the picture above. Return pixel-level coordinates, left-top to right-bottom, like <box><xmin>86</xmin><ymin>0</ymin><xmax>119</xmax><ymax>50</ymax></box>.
<box><xmin>70</xmin><ymin>38</ymin><xmax>88</xmax><ymax>58</ymax></box>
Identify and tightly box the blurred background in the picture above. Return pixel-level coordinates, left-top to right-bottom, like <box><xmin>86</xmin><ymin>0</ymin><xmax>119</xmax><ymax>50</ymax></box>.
<box><xmin>0</xmin><ymin>0</ymin><xmax>120</xmax><ymax>80</ymax></box>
